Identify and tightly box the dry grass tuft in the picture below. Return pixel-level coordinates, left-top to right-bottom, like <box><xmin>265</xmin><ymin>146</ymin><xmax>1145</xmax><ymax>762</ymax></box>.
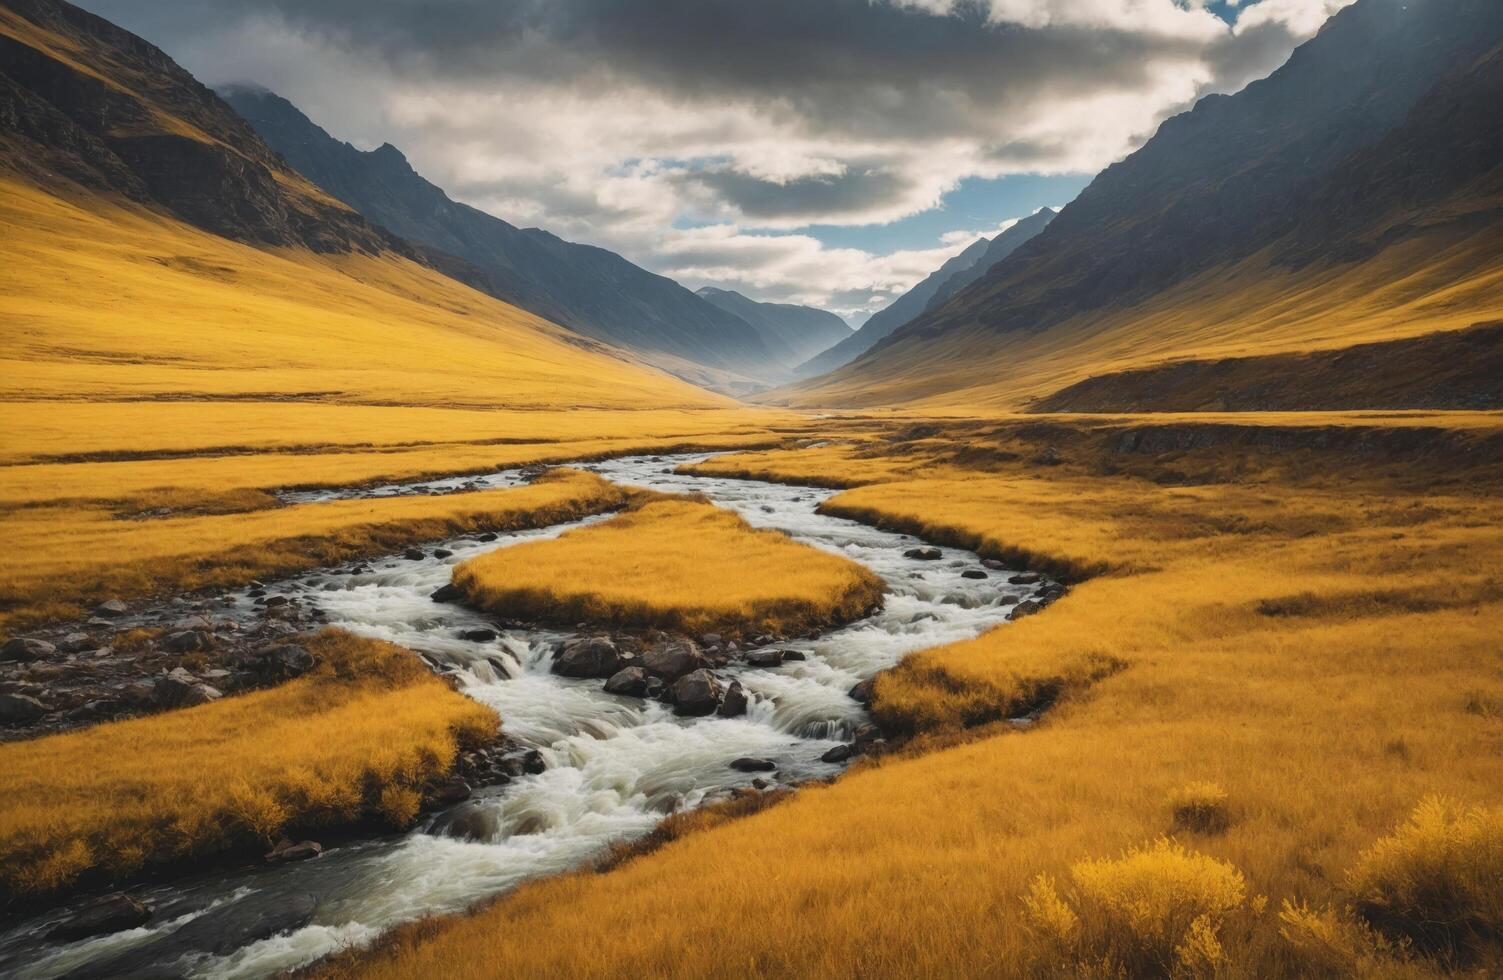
<box><xmin>453</xmin><ymin>497</ymin><xmax>885</xmax><ymax>636</ymax></box>
<box><xmin>1170</xmin><ymin>781</ymin><xmax>1232</xmax><ymax>835</ymax></box>
<box><xmin>0</xmin><ymin>629</ymin><xmax>496</xmax><ymax>898</ymax></box>
<box><xmin>1347</xmin><ymin>797</ymin><xmax>1503</xmax><ymax>960</ymax></box>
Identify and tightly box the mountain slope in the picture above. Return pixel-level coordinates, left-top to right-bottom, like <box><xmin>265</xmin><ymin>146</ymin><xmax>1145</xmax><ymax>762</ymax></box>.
<box><xmin>695</xmin><ymin>287</ymin><xmax>850</xmax><ymax>374</ymax></box>
<box><xmin>781</xmin><ymin>0</ymin><xmax>1503</xmax><ymax>410</ymax></box>
<box><xmin>791</xmin><ymin>236</ymin><xmax>991</xmax><ymax>380</ymax></box>
<box><xmin>921</xmin><ymin>208</ymin><xmax>1056</xmax><ymax>313</ymax></box>
<box><xmin>218</xmin><ymin>86</ymin><xmax>775</xmax><ymax>389</ymax></box>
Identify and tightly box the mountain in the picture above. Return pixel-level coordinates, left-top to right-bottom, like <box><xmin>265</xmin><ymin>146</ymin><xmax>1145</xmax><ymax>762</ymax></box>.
<box><xmin>779</xmin><ymin>0</ymin><xmax>1503</xmax><ymax>410</ymax></box>
<box><xmin>920</xmin><ymin>208</ymin><xmax>1056</xmax><ymax>313</ymax></box>
<box><xmin>0</xmin><ymin>0</ymin><xmax>732</xmax><ymax>415</ymax></box>
<box><xmin>789</xmin><ymin>209</ymin><xmax>1056</xmax><ymax>381</ymax></box>
<box><xmin>218</xmin><ymin>86</ymin><xmax>774</xmax><ymax>392</ymax></box>
<box><xmin>694</xmin><ymin>287</ymin><xmax>851</xmax><ymax>376</ymax></box>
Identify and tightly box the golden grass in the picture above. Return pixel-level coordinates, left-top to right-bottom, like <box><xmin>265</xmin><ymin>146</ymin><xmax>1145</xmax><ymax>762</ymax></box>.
<box><xmin>319</xmin><ymin>423</ymin><xmax>1503</xmax><ymax>979</ymax></box>
<box><xmin>452</xmin><ymin>497</ymin><xmax>885</xmax><ymax>636</ymax></box>
<box><xmin>0</xmin><ymin>468</ymin><xmax>627</xmax><ymax>631</ymax></box>
<box><xmin>0</xmin><ymin>630</ymin><xmax>497</xmax><ymax>898</ymax></box>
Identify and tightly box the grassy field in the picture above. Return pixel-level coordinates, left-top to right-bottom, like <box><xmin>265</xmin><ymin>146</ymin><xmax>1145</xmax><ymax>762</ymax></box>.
<box><xmin>452</xmin><ymin>497</ymin><xmax>885</xmax><ymax>637</ymax></box>
<box><xmin>320</xmin><ymin>417</ymin><xmax>1503</xmax><ymax>978</ymax></box>
<box><xmin>0</xmin><ymin>630</ymin><xmax>496</xmax><ymax>899</ymax></box>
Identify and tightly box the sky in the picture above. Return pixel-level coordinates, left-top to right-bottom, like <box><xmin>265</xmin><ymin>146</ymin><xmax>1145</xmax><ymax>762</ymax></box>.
<box><xmin>81</xmin><ymin>0</ymin><xmax>1354</xmax><ymax>322</ymax></box>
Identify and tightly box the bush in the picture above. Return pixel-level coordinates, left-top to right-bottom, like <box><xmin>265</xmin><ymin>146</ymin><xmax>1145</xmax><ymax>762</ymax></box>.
<box><xmin>1347</xmin><ymin>796</ymin><xmax>1503</xmax><ymax>960</ymax></box>
<box><xmin>1023</xmin><ymin>838</ymin><xmax>1247</xmax><ymax>976</ymax></box>
<box><xmin>1170</xmin><ymin>781</ymin><xmax>1231</xmax><ymax>834</ymax></box>
<box><xmin>1278</xmin><ymin>899</ymin><xmax>1408</xmax><ymax>977</ymax></box>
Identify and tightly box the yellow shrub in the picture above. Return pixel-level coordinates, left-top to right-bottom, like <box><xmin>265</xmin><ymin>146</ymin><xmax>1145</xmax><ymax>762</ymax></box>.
<box><xmin>1347</xmin><ymin>796</ymin><xmax>1503</xmax><ymax>958</ymax></box>
<box><xmin>1025</xmin><ymin>839</ymin><xmax>1247</xmax><ymax>976</ymax></box>
<box><xmin>1278</xmin><ymin>900</ymin><xmax>1411</xmax><ymax>977</ymax></box>
<box><xmin>1169</xmin><ymin>781</ymin><xmax>1231</xmax><ymax>834</ymax></box>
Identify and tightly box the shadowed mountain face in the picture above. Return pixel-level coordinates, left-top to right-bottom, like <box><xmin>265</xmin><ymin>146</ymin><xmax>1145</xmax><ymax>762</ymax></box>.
<box><xmin>220</xmin><ymin>86</ymin><xmax>776</xmax><ymax>386</ymax></box>
<box><xmin>0</xmin><ymin>0</ymin><xmax>409</xmax><ymax>255</ymax></box>
<box><xmin>791</xmin><ymin>209</ymin><xmax>1054</xmax><ymax>380</ymax></box>
<box><xmin>785</xmin><ymin>0</ymin><xmax>1503</xmax><ymax>408</ymax></box>
<box><xmin>694</xmin><ymin>287</ymin><xmax>850</xmax><ymax>377</ymax></box>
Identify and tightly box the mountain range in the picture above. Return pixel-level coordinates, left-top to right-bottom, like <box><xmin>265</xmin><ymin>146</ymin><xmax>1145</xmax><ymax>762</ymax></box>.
<box><xmin>790</xmin><ymin>207</ymin><xmax>1055</xmax><ymax>381</ymax></box>
<box><xmin>777</xmin><ymin>0</ymin><xmax>1503</xmax><ymax>410</ymax></box>
<box><xmin>695</xmin><ymin>287</ymin><xmax>851</xmax><ymax>377</ymax></box>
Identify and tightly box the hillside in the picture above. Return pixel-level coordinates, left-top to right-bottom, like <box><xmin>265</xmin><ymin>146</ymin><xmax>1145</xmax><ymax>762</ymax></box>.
<box><xmin>921</xmin><ymin>207</ymin><xmax>1056</xmax><ymax>313</ymax></box>
<box><xmin>778</xmin><ymin>0</ymin><xmax>1503</xmax><ymax>409</ymax></box>
<box><xmin>695</xmin><ymin>286</ymin><xmax>850</xmax><ymax>376</ymax></box>
<box><xmin>218</xmin><ymin>86</ymin><xmax>776</xmax><ymax>391</ymax></box>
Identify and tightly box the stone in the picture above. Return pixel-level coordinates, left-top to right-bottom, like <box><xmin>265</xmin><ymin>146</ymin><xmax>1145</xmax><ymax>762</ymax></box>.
<box><xmin>403</xmin><ymin>548</ymin><xmax>425</xmax><ymax>561</ymax></box>
<box><xmin>429</xmin><ymin>778</ymin><xmax>472</xmax><ymax>805</ymax></box>
<box><xmin>853</xmin><ymin>724</ymin><xmax>883</xmax><ymax>750</ymax></box>
<box><xmin>604</xmin><ymin>666</ymin><xmax>651</xmax><ymax>697</ymax></box>
<box><xmin>1</xmin><ymin>637</ymin><xmax>55</xmax><ymax>662</ymax></box>
<box><xmin>431</xmin><ymin>802</ymin><xmax>497</xmax><ymax>841</ymax></box>
<box><xmin>552</xmin><ymin>637</ymin><xmax>622</xmax><ymax>678</ymax></box>
<box><xmin>1009</xmin><ymin>600</ymin><xmax>1043</xmax><ymax>621</ymax></box>
<box><xmin>848</xmin><ymin>679</ymin><xmax>875</xmax><ymax>704</ymax></box>
<box><xmin>45</xmin><ymin>892</ymin><xmax>151</xmax><ymax>942</ymax></box>
<box><xmin>751</xmin><ymin>778</ymin><xmax>771</xmax><ymax>790</ymax></box>
<box><xmin>430</xmin><ymin>583</ymin><xmax>462</xmax><ymax>603</ymax></box>
<box><xmin>821</xmin><ymin>744</ymin><xmax>854</xmax><ymax>764</ymax></box>
<box><xmin>154</xmin><ymin>671</ymin><xmax>220</xmax><ymax>708</ymax></box>
<box><xmin>1007</xmin><ymin>572</ymin><xmax>1043</xmax><ymax>586</ymax></box>
<box><xmin>903</xmin><ymin>547</ymin><xmax>942</xmax><ymax>561</ymax></box>
<box><xmin>982</xmin><ymin>559</ymin><xmax>1007</xmax><ymax>570</ymax></box>
<box><xmin>699</xmin><ymin>633</ymin><xmax>723</xmax><ymax>647</ymax></box>
<box><xmin>477</xmin><ymin>532</ymin><xmax>498</xmax><ymax>542</ymax></box>
<box><xmin>262</xmin><ymin>595</ymin><xmax>289</xmax><ymax>608</ymax></box>
<box><xmin>119</xmin><ymin>682</ymin><xmax>156</xmax><ymax>708</ymax></box>
<box><xmin>781</xmin><ymin>650</ymin><xmax>807</xmax><ymax>662</ymax></box>
<box><xmin>641</xmin><ymin>638</ymin><xmax>708</xmax><ymax>679</ymax></box>
<box><xmin>961</xmin><ymin>569</ymin><xmax>989</xmax><ymax>580</ymax></box>
<box><xmin>58</xmin><ymin>632</ymin><xmax>96</xmax><ymax>653</ymax></box>
<box><xmin>520</xmin><ymin>749</ymin><xmax>547</xmax><ymax>775</ymax></box>
<box><xmin>670</xmin><ymin>669</ymin><xmax>721</xmax><ymax>716</ymax></box>
<box><xmin>461</xmin><ymin>628</ymin><xmax>498</xmax><ymax>643</ymax></box>
<box><xmin>94</xmin><ymin>599</ymin><xmax>130</xmax><ymax>618</ymax></box>
<box><xmin>250</xmin><ymin>643</ymin><xmax>314</xmax><ymax>680</ymax></box>
<box><xmin>745</xmin><ymin>649</ymin><xmax>784</xmax><ymax>668</ymax></box>
<box><xmin>163</xmin><ymin>629</ymin><xmax>213</xmax><ymax>653</ymax></box>
<box><xmin>0</xmin><ymin>693</ymin><xmax>48</xmax><ymax>724</ymax></box>
<box><xmin>730</xmin><ymin>757</ymin><xmax>777</xmax><ymax>772</ymax></box>
<box><xmin>433</xmin><ymin>548</ymin><xmax>454</xmax><ymax>559</ymax></box>
<box><xmin>265</xmin><ymin>839</ymin><xmax>322</xmax><ymax>863</ymax></box>
<box><xmin>718</xmin><ymin>680</ymin><xmax>748</xmax><ymax>717</ymax></box>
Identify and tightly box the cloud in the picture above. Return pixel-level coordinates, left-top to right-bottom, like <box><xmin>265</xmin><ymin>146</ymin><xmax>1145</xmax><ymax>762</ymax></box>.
<box><xmin>80</xmin><ymin>0</ymin><xmax>1354</xmax><ymax>313</ymax></box>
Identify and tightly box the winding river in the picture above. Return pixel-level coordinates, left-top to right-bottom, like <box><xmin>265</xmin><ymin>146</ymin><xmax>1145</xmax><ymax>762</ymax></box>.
<box><xmin>1</xmin><ymin>454</ymin><xmax>1052</xmax><ymax>979</ymax></box>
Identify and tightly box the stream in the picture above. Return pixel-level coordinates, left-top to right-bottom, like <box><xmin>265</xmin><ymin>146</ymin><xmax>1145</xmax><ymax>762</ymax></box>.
<box><xmin>0</xmin><ymin>454</ymin><xmax>1053</xmax><ymax>979</ymax></box>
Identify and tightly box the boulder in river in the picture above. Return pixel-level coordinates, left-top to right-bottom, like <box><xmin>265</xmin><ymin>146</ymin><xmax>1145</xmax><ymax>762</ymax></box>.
<box><xmin>604</xmin><ymin>666</ymin><xmax>651</xmax><ymax>697</ymax></box>
<box><xmin>0</xmin><ymin>693</ymin><xmax>48</xmax><ymax>724</ymax></box>
<box><xmin>982</xmin><ymin>558</ymin><xmax>1007</xmax><ymax>570</ymax></box>
<box><xmin>961</xmin><ymin>569</ymin><xmax>989</xmax><ymax>580</ymax></box>
<box><xmin>848</xmin><ymin>679</ymin><xmax>876</xmax><ymax>705</ymax></box>
<box><xmin>403</xmin><ymin>548</ymin><xmax>425</xmax><ymax>561</ymax></box>
<box><xmin>670</xmin><ymin>668</ymin><xmax>721</xmax><ymax>716</ymax></box>
<box><xmin>430</xmin><ymin>583</ymin><xmax>462</xmax><ymax>603</ymax></box>
<box><xmin>460</xmin><ymin>628</ymin><xmax>498</xmax><ymax>643</ymax></box>
<box><xmin>821</xmin><ymin>744</ymin><xmax>853</xmax><ymax>764</ymax></box>
<box><xmin>552</xmin><ymin>637</ymin><xmax>622</xmax><ymax>678</ymax></box>
<box><xmin>154</xmin><ymin>670</ymin><xmax>221</xmax><ymax>708</ymax></box>
<box><xmin>1</xmin><ymin>636</ymin><xmax>55</xmax><ymax>662</ymax></box>
<box><xmin>45</xmin><ymin>892</ymin><xmax>151</xmax><ymax>943</ymax></box>
<box><xmin>93</xmin><ymin>599</ymin><xmax>129</xmax><ymax>618</ymax></box>
<box><xmin>1008</xmin><ymin>572</ymin><xmax>1043</xmax><ymax>586</ymax></box>
<box><xmin>730</xmin><ymin>757</ymin><xmax>777</xmax><ymax>772</ymax></box>
<box><xmin>718</xmin><ymin>680</ymin><xmax>748</xmax><ymax>717</ymax></box>
<box><xmin>265</xmin><ymin>839</ymin><xmax>323</xmax><ymax>863</ymax></box>
<box><xmin>1009</xmin><ymin>599</ymin><xmax>1043</xmax><ymax>621</ymax></box>
<box><xmin>904</xmin><ymin>547</ymin><xmax>942</xmax><ymax>561</ymax></box>
<box><xmin>642</xmin><ymin>638</ymin><xmax>708</xmax><ymax>679</ymax></box>
<box><xmin>745</xmin><ymin>649</ymin><xmax>783</xmax><ymax>668</ymax></box>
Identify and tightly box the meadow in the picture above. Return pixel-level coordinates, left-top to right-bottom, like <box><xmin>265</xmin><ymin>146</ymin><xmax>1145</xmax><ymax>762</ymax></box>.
<box><xmin>0</xmin><ymin>630</ymin><xmax>496</xmax><ymax>898</ymax></box>
<box><xmin>316</xmin><ymin>415</ymin><xmax>1503</xmax><ymax>978</ymax></box>
<box><xmin>452</xmin><ymin>496</ymin><xmax>885</xmax><ymax>637</ymax></box>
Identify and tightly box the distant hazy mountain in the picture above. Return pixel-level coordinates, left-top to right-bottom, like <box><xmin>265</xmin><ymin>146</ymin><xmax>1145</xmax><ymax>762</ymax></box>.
<box><xmin>694</xmin><ymin>287</ymin><xmax>851</xmax><ymax>375</ymax></box>
<box><xmin>921</xmin><ymin>208</ymin><xmax>1056</xmax><ymax>313</ymax></box>
<box><xmin>792</xmin><ymin>210</ymin><xmax>1056</xmax><ymax>380</ymax></box>
<box><xmin>220</xmin><ymin>86</ymin><xmax>774</xmax><ymax>387</ymax></box>
<box><xmin>780</xmin><ymin>0</ymin><xmax>1503</xmax><ymax>409</ymax></box>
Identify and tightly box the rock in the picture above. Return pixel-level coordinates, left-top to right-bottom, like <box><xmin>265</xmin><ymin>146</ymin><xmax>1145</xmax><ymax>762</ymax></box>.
<box><xmin>670</xmin><ymin>669</ymin><xmax>721</xmax><ymax>716</ymax></box>
<box><xmin>781</xmin><ymin>650</ymin><xmax>807</xmax><ymax>661</ymax></box>
<box><xmin>1009</xmin><ymin>600</ymin><xmax>1043</xmax><ymax>621</ymax></box>
<box><xmin>641</xmin><ymin>639</ymin><xmax>707</xmax><ymax>679</ymax></box>
<box><xmin>699</xmin><ymin>632</ymin><xmax>723</xmax><ymax>647</ymax></box>
<box><xmin>403</xmin><ymin>548</ymin><xmax>425</xmax><ymax>561</ymax></box>
<box><xmin>430</xmin><ymin>583</ymin><xmax>462</xmax><ymax>603</ymax></box>
<box><xmin>45</xmin><ymin>892</ymin><xmax>151</xmax><ymax>942</ymax></box>
<box><xmin>94</xmin><ymin>599</ymin><xmax>129</xmax><ymax>618</ymax></box>
<box><xmin>730</xmin><ymin>757</ymin><xmax>777</xmax><ymax>772</ymax></box>
<box><xmin>431</xmin><ymin>802</ymin><xmax>497</xmax><ymax>841</ymax></box>
<box><xmin>718</xmin><ymin>680</ymin><xmax>748</xmax><ymax>717</ymax></box>
<box><xmin>163</xmin><ymin>629</ymin><xmax>213</xmax><ymax>653</ymax></box>
<box><xmin>751</xmin><ymin>778</ymin><xmax>771</xmax><ymax>790</ymax></box>
<box><xmin>982</xmin><ymin>558</ymin><xmax>1007</xmax><ymax>570</ymax></box>
<box><xmin>250</xmin><ymin>643</ymin><xmax>314</xmax><ymax>680</ymax></box>
<box><xmin>0</xmin><ymin>693</ymin><xmax>48</xmax><ymax>724</ymax></box>
<box><xmin>961</xmin><ymin>569</ymin><xmax>989</xmax><ymax>580</ymax></box>
<box><xmin>1</xmin><ymin>637</ymin><xmax>55</xmax><ymax>662</ymax></box>
<box><xmin>154</xmin><ymin>671</ymin><xmax>220</xmax><ymax>708</ymax></box>
<box><xmin>853</xmin><ymin>724</ymin><xmax>884</xmax><ymax>750</ymax></box>
<box><xmin>477</xmin><ymin>532</ymin><xmax>498</xmax><ymax>542</ymax></box>
<box><xmin>848</xmin><ymin>679</ymin><xmax>876</xmax><ymax>705</ymax></box>
<box><xmin>433</xmin><ymin>548</ymin><xmax>453</xmax><ymax>559</ymax></box>
<box><xmin>552</xmin><ymin>637</ymin><xmax>623</xmax><ymax>678</ymax></box>
<box><xmin>461</xmin><ymin>628</ymin><xmax>498</xmax><ymax>643</ymax></box>
<box><xmin>821</xmin><ymin>744</ymin><xmax>853</xmax><ymax>764</ymax></box>
<box><xmin>745</xmin><ymin>649</ymin><xmax>783</xmax><ymax>668</ymax></box>
<box><xmin>520</xmin><ymin>749</ymin><xmax>547</xmax><ymax>775</ymax></box>
<box><xmin>58</xmin><ymin>632</ymin><xmax>96</xmax><ymax>653</ymax></box>
<box><xmin>262</xmin><ymin>595</ymin><xmax>289</xmax><ymax>608</ymax></box>
<box><xmin>265</xmin><ymin>839</ymin><xmax>322</xmax><ymax>862</ymax></box>
<box><xmin>604</xmin><ymin>666</ymin><xmax>651</xmax><ymax>697</ymax></box>
<box><xmin>904</xmin><ymin>547</ymin><xmax>942</xmax><ymax>561</ymax></box>
<box><xmin>66</xmin><ymin>699</ymin><xmax>118</xmax><ymax>722</ymax></box>
<box><xmin>429</xmin><ymin>778</ymin><xmax>472</xmax><ymax>805</ymax></box>
<box><xmin>1008</xmin><ymin>572</ymin><xmax>1043</xmax><ymax>586</ymax></box>
<box><xmin>119</xmin><ymin>682</ymin><xmax>155</xmax><ymax>708</ymax></box>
